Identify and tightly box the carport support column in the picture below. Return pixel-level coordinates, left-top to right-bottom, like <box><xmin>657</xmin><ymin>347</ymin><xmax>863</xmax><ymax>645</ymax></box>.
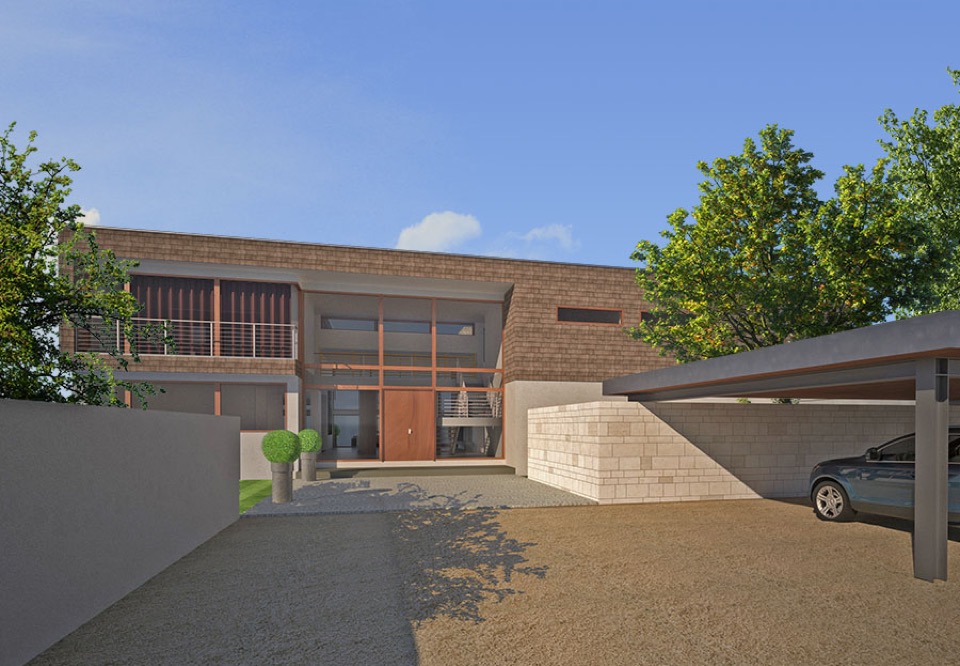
<box><xmin>913</xmin><ymin>358</ymin><xmax>949</xmax><ymax>582</ymax></box>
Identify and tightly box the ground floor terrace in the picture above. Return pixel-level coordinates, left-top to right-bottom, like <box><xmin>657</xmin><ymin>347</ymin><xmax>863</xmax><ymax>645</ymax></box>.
<box><xmin>30</xmin><ymin>498</ymin><xmax>960</xmax><ymax>665</ymax></box>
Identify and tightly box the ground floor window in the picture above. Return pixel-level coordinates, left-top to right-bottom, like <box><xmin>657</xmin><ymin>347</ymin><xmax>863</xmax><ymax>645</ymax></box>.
<box><xmin>133</xmin><ymin>381</ymin><xmax>285</xmax><ymax>432</ymax></box>
<box><xmin>220</xmin><ymin>384</ymin><xmax>285</xmax><ymax>431</ymax></box>
<box><xmin>132</xmin><ymin>383</ymin><xmax>216</xmax><ymax>414</ymax></box>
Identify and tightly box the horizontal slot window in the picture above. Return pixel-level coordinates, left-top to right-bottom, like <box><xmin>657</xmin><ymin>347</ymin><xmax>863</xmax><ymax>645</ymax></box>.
<box><xmin>557</xmin><ymin>307</ymin><xmax>622</xmax><ymax>325</ymax></box>
<box><xmin>436</xmin><ymin>322</ymin><xmax>474</xmax><ymax>336</ymax></box>
<box><xmin>383</xmin><ymin>320</ymin><xmax>430</xmax><ymax>334</ymax></box>
<box><xmin>320</xmin><ymin>319</ymin><xmax>470</xmax><ymax>335</ymax></box>
<box><xmin>321</xmin><ymin>317</ymin><xmax>377</xmax><ymax>331</ymax></box>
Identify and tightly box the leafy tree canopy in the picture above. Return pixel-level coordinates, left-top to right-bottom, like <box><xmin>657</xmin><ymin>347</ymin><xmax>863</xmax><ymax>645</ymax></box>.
<box><xmin>881</xmin><ymin>68</ymin><xmax>960</xmax><ymax>311</ymax></box>
<box><xmin>0</xmin><ymin>122</ymin><xmax>156</xmax><ymax>405</ymax></box>
<box><xmin>632</xmin><ymin>125</ymin><xmax>933</xmax><ymax>362</ymax></box>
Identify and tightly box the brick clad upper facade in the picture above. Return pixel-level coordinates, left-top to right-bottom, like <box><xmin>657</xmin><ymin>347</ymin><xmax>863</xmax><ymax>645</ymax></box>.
<box><xmin>90</xmin><ymin>227</ymin><xmax>673</xmax><ymax>383</ymax></box>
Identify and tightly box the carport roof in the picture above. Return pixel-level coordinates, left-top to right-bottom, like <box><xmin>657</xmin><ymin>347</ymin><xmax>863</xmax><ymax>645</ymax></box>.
<box><xmin>603</xmin><ymin>310</ymin><xmax>960</xmax><ymax>402</ymax></box>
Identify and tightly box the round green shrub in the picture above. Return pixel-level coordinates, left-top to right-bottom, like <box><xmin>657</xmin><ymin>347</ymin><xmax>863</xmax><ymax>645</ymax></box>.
<box><xmin>261</xmin><ymin>430</ymin><xmax>301</xmax><ymax>463</ymax></box>
<box><xmin>298</xmin><ymin>428</ymin><xmax>321</xmax><ymax>453</ymax></box>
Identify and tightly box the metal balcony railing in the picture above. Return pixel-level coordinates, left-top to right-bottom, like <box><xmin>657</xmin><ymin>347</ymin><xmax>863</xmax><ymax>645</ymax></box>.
<box><xmin>74</xmin><ymin>317</ymin><xmax>298</xmax><ymax>359</ymax></box>
<box><xmin>438</xmin><ymin>391</ymin><xmax>502</xmax><ymax>419</ymax></box>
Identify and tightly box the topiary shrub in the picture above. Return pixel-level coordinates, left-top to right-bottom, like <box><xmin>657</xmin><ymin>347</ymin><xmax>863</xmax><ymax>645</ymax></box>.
<box><xmin>261</xmin><ymin>429</ymin><xmax>301</xmax><ymax>463</ymax></box>
<box><xmin>299</xmin><ymin>428</ymin><xmax>321</xmax><ymax>453</ymax></box>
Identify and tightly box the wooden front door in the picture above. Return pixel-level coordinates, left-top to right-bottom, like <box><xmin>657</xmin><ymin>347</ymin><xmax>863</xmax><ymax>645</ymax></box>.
<box><xmin>383</xmin><ymin>390</ymin><xmax>435</xmax><ymax>461</ymax></box>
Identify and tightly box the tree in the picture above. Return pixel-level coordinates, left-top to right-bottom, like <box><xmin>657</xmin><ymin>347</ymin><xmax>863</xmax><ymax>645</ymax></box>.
<box><xmin>632</xmin><ymin>125</ymin><xmax>932</xmax><ymax>362</ymax></box>
<box><xmin>880</xmin><ymin>68</ymin><xmax>960</xmax><ymax>311</ymax></box>
<box><xmin>0</xmin><ymin>123</ymin><xmax>158</xmax><ymax>405</ymax></box>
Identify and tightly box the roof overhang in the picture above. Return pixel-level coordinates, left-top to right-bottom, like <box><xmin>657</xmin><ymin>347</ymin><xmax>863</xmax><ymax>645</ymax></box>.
<box><xmin>603</xmin><ymin>310</ymin><xmax>960</xmax><ymax>402</ymax></box>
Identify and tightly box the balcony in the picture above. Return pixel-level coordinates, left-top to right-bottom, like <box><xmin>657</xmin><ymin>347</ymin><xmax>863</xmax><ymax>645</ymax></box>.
<box><xmin>74</xmin><ymin>317</ymin><xmax>298</xmax><ymax>359</ymax></box>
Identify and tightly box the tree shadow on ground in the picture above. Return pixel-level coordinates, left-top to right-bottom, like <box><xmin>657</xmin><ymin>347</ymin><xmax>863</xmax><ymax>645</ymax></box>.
<box><xmin>389</xmin><ymin>483</ymin><xmax>548</xmax><ymax>624</ymax></box>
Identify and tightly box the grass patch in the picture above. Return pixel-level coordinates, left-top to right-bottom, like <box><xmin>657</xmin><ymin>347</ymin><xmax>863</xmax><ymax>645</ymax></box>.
<box><xmin>239</xmin><ymin>480</ymin><xmax>272</xmax><ymax>513</ymax></box>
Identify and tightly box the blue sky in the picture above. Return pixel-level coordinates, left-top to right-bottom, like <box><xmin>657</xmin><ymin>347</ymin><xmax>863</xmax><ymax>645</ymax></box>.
<box><xmin>4</xmin><ymin>1</ymin><xmax>959</xmax><ymax>266</ymax></box>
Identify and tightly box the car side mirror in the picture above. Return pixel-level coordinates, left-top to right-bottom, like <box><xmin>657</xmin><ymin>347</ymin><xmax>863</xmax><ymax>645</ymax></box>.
<box><xmin>865</xmin><ymin>447</ymin><xmax>879</xmax><ymax>462</ymax></box>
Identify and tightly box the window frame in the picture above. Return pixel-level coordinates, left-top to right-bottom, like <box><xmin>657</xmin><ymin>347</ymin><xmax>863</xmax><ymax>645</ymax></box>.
<box><xmin>556</xmin><ymin>306</ymin><xmax>623</xmax><ymax>326</ymax></box>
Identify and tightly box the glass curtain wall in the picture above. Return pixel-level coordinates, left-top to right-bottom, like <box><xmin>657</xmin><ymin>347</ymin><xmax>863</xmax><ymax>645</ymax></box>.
<box><xmin>434</xmin><ymin>299</ymin><xmax>503</xmax><ymax>457</ymax></box>
<box><xmin>302</xmin><ymin>292</ymin><xmax>503</xmax><ymax>461</ymax></box>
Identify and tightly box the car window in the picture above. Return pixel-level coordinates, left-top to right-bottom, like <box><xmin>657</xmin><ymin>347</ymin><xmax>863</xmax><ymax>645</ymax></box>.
<box><xmin>879</xmin><ymin>436</ymin><xmax>915</xmax><ymax>462</ymax></box>
<box><xmin>950</xmin><ymin>435</ymin><xmax>960</xmax><ymax>463</ymax></box>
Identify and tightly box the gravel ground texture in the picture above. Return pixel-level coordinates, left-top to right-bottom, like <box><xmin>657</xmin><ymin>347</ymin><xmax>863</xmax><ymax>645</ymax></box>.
<box><xmin>31</xmin><ymin>498</ymin><xmax>960</xmax><ymax>666</ymax></box>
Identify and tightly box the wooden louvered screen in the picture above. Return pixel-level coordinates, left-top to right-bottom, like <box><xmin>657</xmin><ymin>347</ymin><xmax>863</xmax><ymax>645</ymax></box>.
<box><xmin>220</xmin><ymin>281</ymin><xmax>291</xmax><ymax>358</ymax></box>
<box><xmin>130</xmin><ymin>276</ymin><xmax>214</xmax><ymax>354</ymax></box>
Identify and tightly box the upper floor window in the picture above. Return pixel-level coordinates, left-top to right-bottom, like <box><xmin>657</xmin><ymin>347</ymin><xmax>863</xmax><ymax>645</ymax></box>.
<box><xmin>557</xmin><ymin>306</ymin><xmax>622</xmax><ymax>325</ymax></box>
<box><xmin>320</xmin><ymin>317</ymin><xmax>474</xmax><ymax>336</ymax></box>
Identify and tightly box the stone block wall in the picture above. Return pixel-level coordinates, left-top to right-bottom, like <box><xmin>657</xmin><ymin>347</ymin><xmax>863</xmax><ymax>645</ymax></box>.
<box><xmin>527</xmin><ymin>401</ymin><xmax>939</xmax><ymax>503</ymax></box>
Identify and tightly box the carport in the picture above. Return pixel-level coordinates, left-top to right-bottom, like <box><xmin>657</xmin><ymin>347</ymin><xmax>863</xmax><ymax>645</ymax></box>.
<box><xmin>603</xmin><ymin>310</ymin><xmax>960</xmax><ymax>581</ymax></box>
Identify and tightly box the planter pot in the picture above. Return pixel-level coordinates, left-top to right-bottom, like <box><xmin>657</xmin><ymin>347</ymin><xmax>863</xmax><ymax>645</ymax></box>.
<box><xmin>301</xmin><ymin>451</ymin><xmax>317</xmax><ymax>482</ymax></box>
<box><xmin>271</xmin><ymin>462</ymin><xmax>293</xmax><ymax>503</ymax></box>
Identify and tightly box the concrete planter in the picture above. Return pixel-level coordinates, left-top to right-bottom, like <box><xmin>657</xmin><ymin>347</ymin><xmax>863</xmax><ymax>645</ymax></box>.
<box><xmin>270</xmin><ymin>462</ymin><xmax>293</xmax><ymax>503</ymax></box>
<box><xmin>300</xmin><ymin>451</ymin><xmax>317</xmax><ymax>482</ymax></box>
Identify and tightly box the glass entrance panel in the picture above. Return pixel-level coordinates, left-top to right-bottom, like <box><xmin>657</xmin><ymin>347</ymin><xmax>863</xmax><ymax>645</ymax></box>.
<box><xmin>303</xmin><ymin>388</ymin><xmax>380</xmax><ymax>460</ymax></box>
<box><xmin>383</xmin><ymin>370</ymin><xmax>432</xmax><ymax>387</ymax></box>
<box><xmin>435</xmin><ymin>390</ymin><xmax>503</xmax><ymax>458</ymax></box>
<box><xmin>304</xmin><ymin>367</ymin><xmax>379</xmax><ymax>387</ymax></box>
<box><xmin>304</xmin><ymin>293</ymin><xmax>380</xmax><ymax>367</ymax></box>
<box><xmin>382</xmin><ymin>297</ymin><xmax>432</xmax><ymax>367</ymax></box>
<box><xmin>436</xmin><ymin>371</ymin><xmax>500</xmax><ymax>389</ymax></box>
<box><xmin>436</xmin><ymin>300</ymin><xmax>502</xmax><ymax>371</ymax></box>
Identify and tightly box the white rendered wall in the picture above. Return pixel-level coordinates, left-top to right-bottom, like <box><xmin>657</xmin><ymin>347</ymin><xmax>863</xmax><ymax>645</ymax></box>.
<box><xmin>0</xmin><ymin>399</ymin><xmax>239</xmax><ymax>666</ymax></box>
<box><xmin>240</xmin><ymin>431</ymin><xmax>271</xmax><ymax>479</ymax></box>
<box><xmin>527</xmin><ymin>401</ymin><xmax>948</xmax><ymax>503</ymax></box>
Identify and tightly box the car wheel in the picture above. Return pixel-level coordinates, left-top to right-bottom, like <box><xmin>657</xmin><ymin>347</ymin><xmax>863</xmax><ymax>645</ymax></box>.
<box><xmin>813</xmin><ymin>481</ymin><xmax>855</xmax><ymax>522</ymax></box>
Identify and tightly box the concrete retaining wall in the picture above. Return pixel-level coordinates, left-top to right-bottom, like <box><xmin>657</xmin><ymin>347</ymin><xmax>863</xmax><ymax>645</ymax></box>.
<box><xmin>0</xmin><ymin>399</ymin><xmax>239</xmax><ymax>666</ymax></box>
<box><xmin>528</xmin><ymin>401</ymin><xmax>941</xmax><ymax>503</ymax></box>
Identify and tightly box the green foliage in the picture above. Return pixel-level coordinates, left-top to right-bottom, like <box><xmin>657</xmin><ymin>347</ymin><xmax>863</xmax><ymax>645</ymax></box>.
<box><xmin>880</xmin><ymin>68</ymin><xmax>960</xmax><ymax>311</ymax></box>
<box><xmin>261</xmin><ymin>429</ymin><xmax>301</xmax><ymax>463</ymax></box>
<box><xmin>0</xmin><ymin>123</ymin><xmax>164</xmax><ymax>405</ymax></box>
<box><xmin>298</xmin><ymin>428</ymin><xmax>321</xmax><ymax>453</ymax></box>
<box><xmin>632</xmin><ymin>125</ymin><xmax>932</xmax><ymax>362</ymax></box>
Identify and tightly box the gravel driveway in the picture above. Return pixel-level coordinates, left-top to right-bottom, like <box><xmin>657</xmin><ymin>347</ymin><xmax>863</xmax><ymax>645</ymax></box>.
<box><xmin>31</xmin><ymin>497</ymin><xmax>960</xmax><ymax>665</ymax></box>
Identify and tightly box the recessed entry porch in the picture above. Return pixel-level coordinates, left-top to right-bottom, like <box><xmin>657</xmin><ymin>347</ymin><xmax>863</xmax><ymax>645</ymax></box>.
<box><xmin>301</xmin><ymin>291</ymin><xmax>505</xmax><ymax>465</ymax></box>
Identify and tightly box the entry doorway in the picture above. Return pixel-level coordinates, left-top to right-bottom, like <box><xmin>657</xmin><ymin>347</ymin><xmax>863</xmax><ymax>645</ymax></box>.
<box><xmin>383</xmin><ymin>389</ymin><xmax>435</xmax><ymax>461</ymax></box>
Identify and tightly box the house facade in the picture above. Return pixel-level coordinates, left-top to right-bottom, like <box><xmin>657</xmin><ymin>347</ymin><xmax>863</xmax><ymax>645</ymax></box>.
<box><xmin>65</xmin><ymin>227</ymin><xmax>672</xmax><ymax>477</ymax></box>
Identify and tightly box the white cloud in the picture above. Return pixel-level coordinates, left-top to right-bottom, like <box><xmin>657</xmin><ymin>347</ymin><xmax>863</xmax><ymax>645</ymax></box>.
<box><xmin>79</xmin><ymin>207</ymin><xmax>100</xmax><ymax>226</ymax></box>
<box><xmin>514</xmin><ymin>224</ymin><xmax>580</xmax><ymax>252</ymax></box>
<box><xmin>396</xmin><ymin>211</ymin><xmax>481</xmax><ymax>252</ymax></box>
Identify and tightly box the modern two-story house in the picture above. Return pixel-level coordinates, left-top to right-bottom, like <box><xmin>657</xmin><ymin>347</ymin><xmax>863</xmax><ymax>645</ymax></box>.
<box><xmin>63</xmin><ymin>227</ymin><xmax>672</xmax><ymax>477</ymax></box>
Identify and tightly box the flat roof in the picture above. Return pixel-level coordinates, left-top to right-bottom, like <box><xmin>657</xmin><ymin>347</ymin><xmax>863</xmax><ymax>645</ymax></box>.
<box><xmin>603</xmin><ymin>310</ymin><xmax>960</xmax><ymax>401</ymax></box>
<box><xmin>91</xmin><ymin>225</ymin><xmax>635</xmax><ymax>272</ymax></box>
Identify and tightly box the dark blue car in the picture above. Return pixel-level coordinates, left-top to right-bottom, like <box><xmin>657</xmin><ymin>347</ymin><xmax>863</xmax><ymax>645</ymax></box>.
<box><xmin>809</xmin><ymin>428</ymin><xmax>960</xmax><ymax>522</ymax></box>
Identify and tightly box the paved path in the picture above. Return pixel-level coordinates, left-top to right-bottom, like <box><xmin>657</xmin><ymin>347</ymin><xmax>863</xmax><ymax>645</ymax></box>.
<box><xmin>244</xmin><ymin>474</ymin><xmax>595</xmax><ymax>516</ymax></box>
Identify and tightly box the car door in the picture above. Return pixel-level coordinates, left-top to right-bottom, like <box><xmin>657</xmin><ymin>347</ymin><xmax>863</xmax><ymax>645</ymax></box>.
<box><xmin>858</xmin><ymin>435</ymin><xmax>915</xmax><ymax>518</ymax></box>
